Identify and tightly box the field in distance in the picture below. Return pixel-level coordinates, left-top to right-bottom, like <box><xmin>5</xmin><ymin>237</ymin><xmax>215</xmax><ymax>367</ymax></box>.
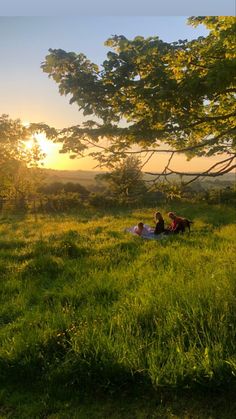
<box><xmin>40</xmin><ymin>168</ymin><xmax>102</xmax><ymax>188</ymax></box>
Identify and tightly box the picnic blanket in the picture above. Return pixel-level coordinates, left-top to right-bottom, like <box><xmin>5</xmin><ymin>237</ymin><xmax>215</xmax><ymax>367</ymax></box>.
<box><xmin>126</xmin><ymin>225</ymin><xmax>165</xmax><ymax>240</ymax></box>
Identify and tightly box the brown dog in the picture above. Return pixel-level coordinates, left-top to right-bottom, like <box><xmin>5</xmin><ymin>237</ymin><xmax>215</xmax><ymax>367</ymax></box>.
<box><xmin>178</xmin><ymin>218</ymin><xmax>193</xmax><ymax>233</ymax></box>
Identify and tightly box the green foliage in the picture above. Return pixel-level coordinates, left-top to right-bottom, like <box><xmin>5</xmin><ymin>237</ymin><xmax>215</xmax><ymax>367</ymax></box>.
<box><xmin>205</xmin><ymin>185</ymin><xmax>236</xmax><ymax>205</ymax></box>
<box><xmin>96</xmin><ymin>156</ymin><xmax>147</xmax><ymax>203</ymax></box>
<box><xmin>0</xmin><ymin>115</ymin><xmax>52</xmax><ymax>171</ymax></box>
<box><xmin>37</xmin><ymin>192</ymin><xmax>84</xmax><ymax>213</ymax></box>
<box><xmin>42</xmin><ymin>17</ymin><xmax>236</xmax><ymax>165</ymax></box>
<box><xmin>38</xmin><ymin>181</ymin><xmax>89</xmax><ymax>196</ymax></box>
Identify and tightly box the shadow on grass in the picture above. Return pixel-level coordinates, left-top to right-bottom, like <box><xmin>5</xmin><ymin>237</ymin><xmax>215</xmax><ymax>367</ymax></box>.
<box><xmin>1</xmin><ymin>373</ymin><xmax>236</xmax><ymax>418</ymax></box>
<box><xmin>101</xmin><ymin>239</ymin><xmax>143</xmax><ymax>261</ymax></box>
<box><xmin>58</xmin><ymin>285</ymin><xmax>120</xmax><ymax>310</ymax></box>
<box><xmin>0</xmin><ymin>240</ymin><xmax>27</xmax><ymax>250</ymax></box>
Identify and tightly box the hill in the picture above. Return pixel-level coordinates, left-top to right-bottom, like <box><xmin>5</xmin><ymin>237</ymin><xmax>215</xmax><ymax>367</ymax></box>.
<box><xmin>40</xmin><ymin>168</ymin><xmax>235</xmax><ymax>190</ymax></box>
<box><xmin>40</xmin><ymin>168</ymin><xmax>102</xmax><ymax>188</ymax></box>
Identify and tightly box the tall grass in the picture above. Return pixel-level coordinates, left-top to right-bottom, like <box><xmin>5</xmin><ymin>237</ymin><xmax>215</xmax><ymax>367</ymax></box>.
<box><xmin>0</xmin><ymin>202</ymin><xmax>235</xmax><ymax>415</ymax></box>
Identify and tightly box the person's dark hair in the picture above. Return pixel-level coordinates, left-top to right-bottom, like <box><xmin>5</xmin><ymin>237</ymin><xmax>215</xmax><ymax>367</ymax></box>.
<box><xmin>138</xmin><ymin>222</ymin><xmax>144</xmax><ymax>228</ymax></box>
<box><xmin>155</xmin><ymin>211</ymin><xmax>163</xmax><ymax>220</ymax></box>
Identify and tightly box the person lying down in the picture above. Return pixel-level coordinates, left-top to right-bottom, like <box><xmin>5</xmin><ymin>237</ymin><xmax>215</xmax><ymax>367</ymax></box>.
<box><xmin>126</xmin><ymin>222</ymin><xmax>165</xmax><ymax>240</ymax></box>
<box><xmin>133</xmin><ymin>222</ymin><xmax>150</xmax><ymax>236</ymax></box>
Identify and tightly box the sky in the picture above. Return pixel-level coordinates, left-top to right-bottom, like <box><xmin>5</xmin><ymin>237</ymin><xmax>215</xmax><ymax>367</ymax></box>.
<box><xmin>0</xmin><ymin>16</ymin><xmax>233</xmax><ymax>172</ymax></box>
<box><xmin>1</xmin><ymin>0</ymin><xmax>235</xmax><ymax>16</ymax></box>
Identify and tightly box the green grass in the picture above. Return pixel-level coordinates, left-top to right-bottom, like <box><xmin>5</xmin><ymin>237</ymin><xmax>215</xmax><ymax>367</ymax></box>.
<box><xmin>0</xmin><ymin>202</ymin><xmax>236</xmax><ymax>418</ymax></box>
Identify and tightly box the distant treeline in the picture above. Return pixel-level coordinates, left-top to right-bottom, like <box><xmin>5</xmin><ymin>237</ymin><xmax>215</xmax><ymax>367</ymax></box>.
<box><xmin>0</xmin><ymin>181</ymin><xmax>235</xmax><ymax>215</ymax></box>
<box><xmin>38</xmin><ymin>181</ymin><xmax>90</xmax><ymax>196</ymax></box>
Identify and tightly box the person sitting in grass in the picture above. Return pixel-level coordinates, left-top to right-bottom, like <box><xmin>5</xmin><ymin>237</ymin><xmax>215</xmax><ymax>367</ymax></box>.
<box><xmin>154</xmin><ymin>211</ymin><xmax>165</xmax><ymax>235</ymax></box>
<box><xmin>167</xmin><ymin>212</ymin><xmax>186</xmax><ymax>234</ymax></box>
<box><xmin>134</xmin><ymin>222</ymin><xmax>150</xmax><ymax>237</ymax></box>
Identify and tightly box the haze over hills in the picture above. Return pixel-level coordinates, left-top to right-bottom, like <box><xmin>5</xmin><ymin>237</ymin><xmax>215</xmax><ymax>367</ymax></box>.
<box><xmin>40</xmin><ymin>168</ymin><xmax>102</xmax><ymax>187</ymax></box>
<box><xmin>40</xmin><ymin>168</ymin><xmax>235</xmax><ymax>189</ymax></box>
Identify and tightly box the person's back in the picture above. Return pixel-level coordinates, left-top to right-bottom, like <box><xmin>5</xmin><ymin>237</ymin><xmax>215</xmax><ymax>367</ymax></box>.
<box><xmin>154</xmin><ymin>212</ymin><xmax>165</xmax><ymax>235</ymax></box>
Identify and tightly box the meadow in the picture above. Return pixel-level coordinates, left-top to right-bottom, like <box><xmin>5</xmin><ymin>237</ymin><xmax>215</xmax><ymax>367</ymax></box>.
<box><xmin>0</xmin><ymin>202</ymin><xmax>236</xmax><ymax>418</ymax></box>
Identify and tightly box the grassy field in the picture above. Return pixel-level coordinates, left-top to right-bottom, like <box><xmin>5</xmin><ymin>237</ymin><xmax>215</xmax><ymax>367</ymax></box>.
<box><xmin>0</xmin><ymin>202</ymin><xmax>236</xmax><ymax>418</ymax></box>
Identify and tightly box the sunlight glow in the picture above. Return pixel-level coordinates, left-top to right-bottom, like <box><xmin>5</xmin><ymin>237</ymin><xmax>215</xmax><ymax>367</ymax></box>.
<box><xmin>33</xmin><ymin>133</ymin><xmax>55</xmax><ymax>155</ymax></box>
<box><xmin>25</xmin><ymin>132</ymin><xmax>59</xmax><ymax>166</ymax></box>
<box><xmin>25</xmin><ymin>133</ymin><xmax>55</xmax><ymax>155</ymax></box>
<box><xmin>24</xmin><ymin>131</ymin><xmax>96</xmax><ymax>170</ymax></box>
<box><xmin>23</xmin><ymin>133</ymin><xmax>230</xmax><ymax>172</ymax></box>
<box><xmin>22</xmin><ymin>120</ymin><xmax>30</xmax><ymax>128</ymax></box>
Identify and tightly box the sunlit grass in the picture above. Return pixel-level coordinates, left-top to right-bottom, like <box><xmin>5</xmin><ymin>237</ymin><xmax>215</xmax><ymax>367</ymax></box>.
<box><xmin>0</xmin><ymin>202</ymin><xmax>235</xmax><ymax>416</ymax></box>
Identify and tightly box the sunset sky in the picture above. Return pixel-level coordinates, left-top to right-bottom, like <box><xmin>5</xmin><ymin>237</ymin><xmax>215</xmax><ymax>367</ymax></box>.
<box><xmin>0</xmin><ymin>16</ymin><xmax>231</xmax><ymax>172</ymax></box>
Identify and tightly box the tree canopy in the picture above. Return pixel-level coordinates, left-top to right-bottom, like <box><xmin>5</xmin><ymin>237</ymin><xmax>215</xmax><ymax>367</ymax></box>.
<box><xmin>42</xmin><ymin>16</ymin><xmax>236</xmax><ymax>180</ymax></box>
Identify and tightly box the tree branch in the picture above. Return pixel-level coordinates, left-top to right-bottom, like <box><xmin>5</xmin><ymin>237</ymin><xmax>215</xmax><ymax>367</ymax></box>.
<box><xmin>144</xmin><ymin>155</ymin><xmax>236</xmax><ymax>186</ymax></box>
<box><xmin>145</xmin><ymin>152</ymin><xmax>175</xmax><ymax>185</ymax></box>
<box><xmin>140</xmin><ymin>151</ymin><xmax>155</xmax><ymax>169</ymax></box>
<box><xmin>184</xmin><ymin>157</ymin><xmax>236</xmax><ymax>185</ymax></box>
<box><xmin>85</xmin><ymin>127</ymin><xmax>235</xmax><ymax>156</ymax></box>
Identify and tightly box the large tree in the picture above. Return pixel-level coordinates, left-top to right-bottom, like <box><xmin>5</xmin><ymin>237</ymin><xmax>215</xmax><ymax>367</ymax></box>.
<box><xmin>42</xmin><ymin>17</ymin><xmax>236</xmax><ymax>184</ymax></box>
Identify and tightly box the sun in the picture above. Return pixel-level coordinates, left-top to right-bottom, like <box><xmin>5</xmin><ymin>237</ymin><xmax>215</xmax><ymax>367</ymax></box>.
<box><xmin>34</xmin><ymin>133</ymin><xmax>55</xmax><ymax>155</ymax></box>
<box><xmin>25</xmin><ymin>138</ymin><xmax>35</xmax><ymax>150</ymax></box>
<box><xmin>24</xmin><ymin>129</ymin><xmax>84</xmax><ymax>169</ymax></box>
<box><xmin>25</xmin><ymin>133</ymin><xmax>55</xmax><ymax>155</ymax></box>
<box><xmin>22</xmin><ymin>120</ymin><xmax>30</xmax><ymax>128</ymax></box>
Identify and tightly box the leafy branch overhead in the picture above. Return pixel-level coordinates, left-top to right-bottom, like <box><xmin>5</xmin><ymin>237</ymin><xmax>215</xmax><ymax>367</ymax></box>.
<box><xmin>41</xmin><ymin>16</ymin><xmax>236</xmax><ymax>178</ymax></box>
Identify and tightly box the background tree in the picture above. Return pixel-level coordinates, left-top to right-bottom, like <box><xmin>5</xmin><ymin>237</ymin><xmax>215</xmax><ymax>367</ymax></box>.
<box><xmin>96</xmin><ymin>156</ymin><xmax>147</xmax><ymax>203</ymax></box>
<box><xmin>38</xmin><ymin>181</ymin><xmax>89</xmax><ymax>196</ymax></box>
<box><xmin>42</xmin><ymin>16</ymin><xmax>236</xmax><ymax>185</ymax></box>
<box><xmin>0</xmin><ymin>114</ymin><xmax>56</xmax><ymax>204</ymax></box>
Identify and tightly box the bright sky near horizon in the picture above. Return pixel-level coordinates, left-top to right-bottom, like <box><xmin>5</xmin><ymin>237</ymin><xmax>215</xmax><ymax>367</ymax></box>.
<box><xmin>0</xmin><ymin>16</ymin><xmax>233</xmax><ymax>172</ymax></box>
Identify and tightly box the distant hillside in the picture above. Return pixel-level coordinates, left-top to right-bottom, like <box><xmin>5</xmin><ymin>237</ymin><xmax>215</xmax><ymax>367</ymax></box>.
<box><xmin>143</xmin><ymin>172</ymin><xmax>235</xmax><ymax>182</ymax></box>
<box><xmin>40</xmin><ymin>168</ymin><xmax>235</xmax><ymax>189</ymax></box>
<box><xmin>40</xmin><ymin>169</ymin><xmax>102</xmax><ymax>188</ymax></box>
